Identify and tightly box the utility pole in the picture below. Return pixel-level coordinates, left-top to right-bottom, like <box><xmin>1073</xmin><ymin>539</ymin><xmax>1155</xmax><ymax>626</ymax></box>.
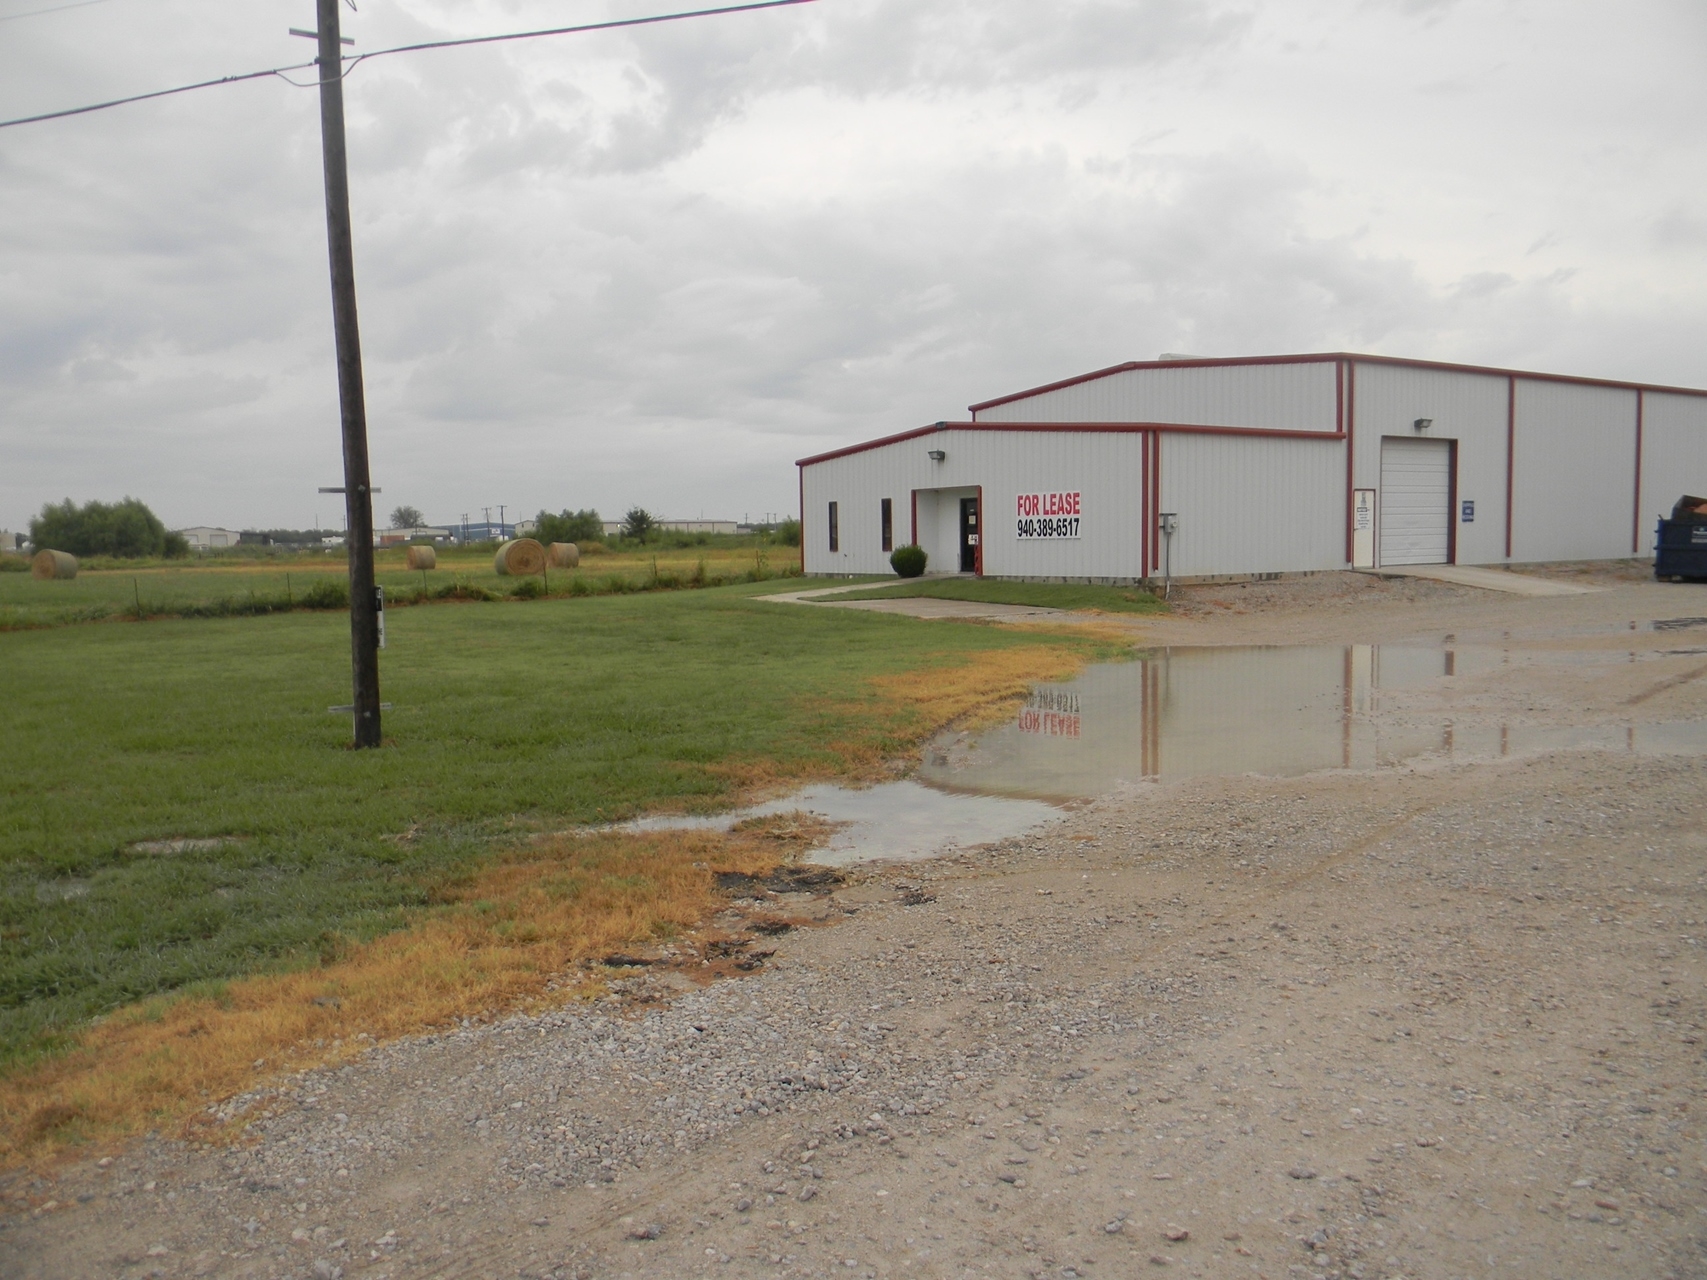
<box><xmin>315</xmin><ymin>0</ymin><xmax>382</xmax><ymax>748</ymax></box>
<box><xmin>498</xmin><ymin>504</ymin><xmax>506</xmax><ymax>536</ymax></box>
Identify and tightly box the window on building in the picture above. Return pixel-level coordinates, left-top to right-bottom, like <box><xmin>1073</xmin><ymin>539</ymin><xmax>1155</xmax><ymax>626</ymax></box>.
<box><xmin>828</xmin><ymin>501</ymin><xmax>839</xmax><ymax>552</ymax></box>
<box><xmin>881</xmin><ymin>498</ymin><xmax>893</xmax><ymax>552</ymax></box>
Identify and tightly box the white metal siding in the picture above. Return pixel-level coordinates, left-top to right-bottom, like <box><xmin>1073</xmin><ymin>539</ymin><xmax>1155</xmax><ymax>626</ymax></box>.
<box><xmin>976</xmin><ymin>361</ymin><xmax>1337</xmax><ymax>432</ymax></box>
<box><xmin>951</xmin><ymin>430</ymin><xmax>1148</xmax><ymax>580</ymax></box>
<box><xmin>1511</xmin><ymin>380</ymin><xmax>1638</xmax><ymax>563</ymax></box>
<box><xmin>805</xmin><ymin>429</ymin><xmax>1149</xmax><ymax>579</ymax></box>
<box><xmin>1351</xmin><ymin>363</ymin><xmax>1507</xmax><ymax>565</ymax></box>
<box><xmin>1158</xmin><ymin>434</ymin><xmax>1344</xmax><ymax>577</ymax></box>
<box><xmin>1639</xmin><ymin>392</ymin><xmax>1707</xmax><ymax>549</ymax></box>
<box><xmin>1379</xmin><ymin>438</ymin><xmax>1452</xmax><ymax>565</ymax></box>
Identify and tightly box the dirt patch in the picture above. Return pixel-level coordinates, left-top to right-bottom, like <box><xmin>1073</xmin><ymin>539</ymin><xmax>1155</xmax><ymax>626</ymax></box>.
<box><xmin>0</xmin><ymin>822</ymin><xmax>821</xmax><ymax>1168</ymax></box>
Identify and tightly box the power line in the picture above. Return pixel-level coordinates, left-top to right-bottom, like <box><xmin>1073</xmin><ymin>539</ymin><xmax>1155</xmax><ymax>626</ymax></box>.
<box><xmin>0</xmin><ymin>0</ymin><xmax>815</xmax><ymax>130</ymax></box>
<box><xmin>0</xmin><ymin>0</ymin><xmax>119</xmax><ymax>23</ymax></box>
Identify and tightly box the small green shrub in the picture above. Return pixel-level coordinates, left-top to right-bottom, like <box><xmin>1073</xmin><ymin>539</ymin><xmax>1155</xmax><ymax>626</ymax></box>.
<box><xmin>432</xmin><ymin>579</ymin><xmax>497</xmax><ymax>602</ymax></box>
<box><xmin>297</xmin><ymin>578</ymin><xmax>350</xmax><ymax>609</ymax></box>
<box><xmin>890</xmin><ymin>544</ymin><xmax>927</xmax><ymax>578</ymax></box>
<box><xmin>510</xmin><ymin>577</ymin><xmax>546</xmax><ymax>599</ymax></box>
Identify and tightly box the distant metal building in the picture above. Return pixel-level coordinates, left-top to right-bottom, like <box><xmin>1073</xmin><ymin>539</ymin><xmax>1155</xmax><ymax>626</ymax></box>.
<box><xmin>599</xmin><ymin>519</ymin><xmax>741</xmax><ymax>537</ymax></box>
<box><xmin>177</xmin><ymin>526</ymin><xmax>242</xmax><ymax>551</ymax></box>
<box><xmin>797</xmin><ymin>353</ymin><xmax>1707</xmax><ymax>581</ymax></box>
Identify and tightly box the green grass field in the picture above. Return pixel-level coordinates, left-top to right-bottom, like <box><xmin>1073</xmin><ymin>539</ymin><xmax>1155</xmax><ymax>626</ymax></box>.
<box><xmin>0</xmin><ymin>541</ymin><xmax>800</xmax><ymax>630</ymax></box>
<box><xmin>824</xmin><ymin>577</ymin><xmax>1166</xmax><ymax>613</ymax></box>
<box><xmin>0</xmin><ymin>581</ymin><xmax>1119</xmax><ymax>1069</ymax></box>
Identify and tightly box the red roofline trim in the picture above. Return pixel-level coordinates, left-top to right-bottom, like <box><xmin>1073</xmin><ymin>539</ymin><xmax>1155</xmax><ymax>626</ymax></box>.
<box><xmin>965</xmin><ymin>352</ymin><xmax>1707</xmax><ymax>415</ymax></box>
<box><xmin>796</xmin><ymin>420</ymin><xmax>1343</xmax><ymax>467</ymax></box>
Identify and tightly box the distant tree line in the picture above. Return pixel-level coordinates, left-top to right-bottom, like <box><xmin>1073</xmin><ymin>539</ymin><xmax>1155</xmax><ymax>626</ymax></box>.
<box><xmin>30</xmin><ymin>498</ymin><xmax>188</xmax><ymax>559</ymax></box>
<box><xmin>528</xmin><ymin>506</ymin><xmax>799</xmax><ymax>548</ymax></box>
<box><xmin>533</xmin><ymin>508</ymin><xmax>604</xmax><ymax>544</ymax></box>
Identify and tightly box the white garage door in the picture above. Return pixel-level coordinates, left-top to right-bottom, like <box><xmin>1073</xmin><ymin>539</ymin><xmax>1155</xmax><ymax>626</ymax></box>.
<box><xmin>1379</xmin><ymin>437</ymin><xmax>1451</xmax><ymax>566</ymax></box>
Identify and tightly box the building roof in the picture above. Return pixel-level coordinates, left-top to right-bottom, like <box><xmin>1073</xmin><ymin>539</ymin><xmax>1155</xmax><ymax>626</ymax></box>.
<box><xmin>795</xmin><ymin>351</ymin><xmax>1707</xmax><ymax>468</ymax></box>
<box><xmin>966</xmin><ymin>351</ymin><xmax>1707</xmax><ymax>416</ymax></box>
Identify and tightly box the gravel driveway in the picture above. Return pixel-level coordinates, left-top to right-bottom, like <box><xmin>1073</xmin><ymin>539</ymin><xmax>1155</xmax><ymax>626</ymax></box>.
<box><xmin>6</xmin><ymin>571</ymin><xmax>1706</xmax><ymax>1280</ymax></box>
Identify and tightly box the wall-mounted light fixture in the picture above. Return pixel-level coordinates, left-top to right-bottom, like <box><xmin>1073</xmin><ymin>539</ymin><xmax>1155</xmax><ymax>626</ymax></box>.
<box><xmin>1413</xmin><ymin>418</ymin><xmax>1433</xmax><ymax>432</ymax></box>
<box><xmin>927</xmin><ymin>449</ymin><xmax>946</xmax><ymax>462</ymax></box>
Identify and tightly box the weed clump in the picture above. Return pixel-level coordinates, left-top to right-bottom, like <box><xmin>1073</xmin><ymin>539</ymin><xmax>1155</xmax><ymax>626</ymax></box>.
<box><xmin>297</xmin><ymin>578</ymin><xmax>350</xmax><ymax>610</ymax></box>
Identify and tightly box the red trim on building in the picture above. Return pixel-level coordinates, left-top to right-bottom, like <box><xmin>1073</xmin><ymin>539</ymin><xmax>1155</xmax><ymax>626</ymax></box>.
<box><xmin>1343</xmin><ymin>360</ymin><xmax>1356</xmax><ymax>565</ymax></box>
<box><xmin>967</xmin><ymin>351</ymin><xmax>1707</xmax><ymax>416</ymax></box>
<box><xmin>1633</xmin><ymin>389</ymin><xmax>1645</xmax><ymax>555</ymax></box>
<box><xmin>974</xmin><ymin>485</ymin><xmax>984</xmax><ymax>577</ymax></box>
<box><xmin>968</xmin><ymin>353</ymin><xmax>1345</xmax><ymax>412</ymax></box>
<box><xmin>795</xmin><ymin>422</ymin><xmax>946</xmax><ymax>467</ymax></box>
<box><xmin>797</xmin><ymin>419</ymin><xmax>1344</xmax><ymax>467</ymax></box>
<box><xmin>1139</xmin><ymin>431</ymin><xmax>1150</xmax><ymax>576</ymax></box>
<box><xmin>797</xmin><ymin>466</ymin><xmax>805</xmax><ymax>574</ymax></box>
<box><xmin>1447</xmin><ymin>439</ymin><xmax>1460</xmax><ymax>566</ymax></box>
<box><xmin>1504</xmin><ymin>376</ymin><xmax>1516</xmax><ymax>560</ymax></box>
<box><xmin>1150</xmin><ymin>433</ymin><xmax>1163</xmax><ymax>575</ymax></box>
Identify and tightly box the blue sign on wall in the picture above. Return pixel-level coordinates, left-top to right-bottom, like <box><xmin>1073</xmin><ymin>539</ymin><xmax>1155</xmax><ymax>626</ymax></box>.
<box><xmin>1461</xmin><ymin>500</ymin><xmax>1475</xmax><ymax>523</ymax></box>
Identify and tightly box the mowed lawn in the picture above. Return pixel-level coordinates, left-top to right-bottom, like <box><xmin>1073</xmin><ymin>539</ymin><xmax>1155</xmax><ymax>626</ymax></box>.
<box><xmin>830</xmin><ymin>577</ymin><xmax>1165</xmax><ymax>613</ymax></box>
<box><xmin>0</xmin><ymin>583</ymin><xmax>1116</xmax><ymax>1067</ymax></box>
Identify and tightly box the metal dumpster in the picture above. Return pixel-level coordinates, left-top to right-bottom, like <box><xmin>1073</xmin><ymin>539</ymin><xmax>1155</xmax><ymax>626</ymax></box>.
<box><xmin>1656</xmin><ymin>518</ymin><xmax>1707</xmax><ymax>581</ymax></box>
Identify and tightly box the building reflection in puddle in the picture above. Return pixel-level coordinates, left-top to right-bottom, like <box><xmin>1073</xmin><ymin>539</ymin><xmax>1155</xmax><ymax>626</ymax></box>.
<box><xmin>917</xmin><ymin>644</ymin><xmax>1707</xmax><ymax>801</ymax></box>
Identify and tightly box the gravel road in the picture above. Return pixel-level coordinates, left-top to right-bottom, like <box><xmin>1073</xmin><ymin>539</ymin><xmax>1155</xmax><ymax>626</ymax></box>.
<box><xmin>6</xmin><ymin>570</ymin><xmax>1706</xmax><ymax>1280</ymax></box>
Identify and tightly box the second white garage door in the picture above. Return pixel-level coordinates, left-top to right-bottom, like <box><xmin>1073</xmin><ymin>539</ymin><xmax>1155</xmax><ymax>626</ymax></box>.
<box><xmin>1379</xmin><ymin>437</ymin><xmax>1452</xmax><ymax>566</ymax></box>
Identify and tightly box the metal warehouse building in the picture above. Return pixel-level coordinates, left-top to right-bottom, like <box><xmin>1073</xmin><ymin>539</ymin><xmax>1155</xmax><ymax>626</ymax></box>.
<box><xmin>797</xmin><ymin>353</ymin><xmax>1707</xmax><ymax>582</ymax></box>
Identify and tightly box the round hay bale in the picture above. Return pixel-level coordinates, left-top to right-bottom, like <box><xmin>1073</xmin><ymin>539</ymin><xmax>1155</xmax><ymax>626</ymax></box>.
<box><xmin>493</xmin><ymin>538</ymin><xmax>547</xmax><ymax>576</ymax></box>
<box><xmin>547</xmin><ymin>541</ymin><xmax>580</xmax><ymax>569</ymax></box>
<box><xmin>405</xmin><ymin>545</ymin><xmax>437</xmax><ymax>571</ymax></box>
<box><xmin>31</xmin><ymin>549</ymin><xmax>78</xmax><ymax>580</ymax></box>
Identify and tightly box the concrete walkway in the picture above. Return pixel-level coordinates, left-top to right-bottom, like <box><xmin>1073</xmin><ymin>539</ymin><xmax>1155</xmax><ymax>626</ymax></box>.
<box><xmin>1361</xmin><ymin>563</ymin><xmax>1602</xmax><ymax>596</ymax></box>
<box><xmin>759</xmin><ymin>584</ymin><xmax>1070</xmax><ymax>623</ymax></box>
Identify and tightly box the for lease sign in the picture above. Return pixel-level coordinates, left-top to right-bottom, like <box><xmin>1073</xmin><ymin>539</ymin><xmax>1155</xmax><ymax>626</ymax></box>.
<box><xmin>1018</xmin><ymin>689</ymin><xmax>1080</xmax><ymax>737</ymax></box>
<box><xmin>1015</xmin><ymin>490</ymin><xmax>1082</xmax><ymax>539</ymax></box>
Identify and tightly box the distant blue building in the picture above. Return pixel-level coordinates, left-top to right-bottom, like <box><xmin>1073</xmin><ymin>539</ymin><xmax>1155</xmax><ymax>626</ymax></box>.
<box><xmin>451</xmin><ymin>520</ymin><xmax>516</xmax><ymax>544</ymax></box>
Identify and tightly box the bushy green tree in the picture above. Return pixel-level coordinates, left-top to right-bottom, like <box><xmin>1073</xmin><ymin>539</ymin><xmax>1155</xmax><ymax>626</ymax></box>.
<box><xmin>621</xmin><ymin>507</ymin><xmax>656</xmax><ymax>543</ymax></box>
<box><xmin>29</xmin><ymin>497</ymin><xmax>182</xmax><ymax>558</ymax></box>
<box><xmin>775</xmin><ymin>517</ymin><xmax>801</xmax><ymax>548</ymax></box>
<box><xmin>534</xmin><ymin>508</ymin><xmax>603</xmax><ymax>544</ymax></box>
<box><xmin>389</xmin><ymin>505</ymin><xmax>425</xmax><ymax>530</ymax></box>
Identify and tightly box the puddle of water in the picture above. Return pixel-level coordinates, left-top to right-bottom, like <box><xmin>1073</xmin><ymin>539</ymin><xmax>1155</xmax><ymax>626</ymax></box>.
<box><xmin>623</xmin><ymin>781</ymin><xmax>1064</xmax><ymax>866</ymax></box>
<box><xmin>920</xmin><ymin>644</ymin><xmax>1707</xmax><ymax>799</ymax></box>
<box><xmin>619</xmin><ymin>643</ymin><xmax>1707</xmax><ymax>865</ymax></box>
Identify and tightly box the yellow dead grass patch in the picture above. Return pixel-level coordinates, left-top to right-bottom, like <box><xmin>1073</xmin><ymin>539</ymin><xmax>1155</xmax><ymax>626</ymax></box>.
<box><xmin>0</xmin><ymin>825</ymin><xmax>800</xmax><ymax>1168</ymax></box>
<box><xmin>0</xmin><ymin>636</ymin><xmax>1119</xmax><ymax>1169</ymax></box>
<box><xmin>868</xmin><ymin>641</ymin><xmax>1100</xmax><ymax>734</ymax></box>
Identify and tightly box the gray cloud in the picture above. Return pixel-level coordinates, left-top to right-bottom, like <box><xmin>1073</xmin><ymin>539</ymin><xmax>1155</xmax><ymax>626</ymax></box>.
<box><xmin>0</xmin><ymin>0</ymin><xmax>1703</xmax><ymax>532</ymax></box>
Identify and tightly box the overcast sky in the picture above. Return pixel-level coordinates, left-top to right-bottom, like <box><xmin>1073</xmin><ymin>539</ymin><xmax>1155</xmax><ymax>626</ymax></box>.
<box><xmin>2</xmin><ymin>0</ymin><xmax>1703</xmax><ymax>533</ymax></box>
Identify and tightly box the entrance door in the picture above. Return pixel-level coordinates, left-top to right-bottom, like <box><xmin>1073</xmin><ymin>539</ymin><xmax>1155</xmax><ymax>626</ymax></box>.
<box><xmin>1379</xmin><ymin>438</ymin><xmax>1452</xmax><ymax>565</ymax></box>
<box><xmin>959</xmin><ymin>496</ymin><xmax>980</xmax><ymax>573</ymax></box>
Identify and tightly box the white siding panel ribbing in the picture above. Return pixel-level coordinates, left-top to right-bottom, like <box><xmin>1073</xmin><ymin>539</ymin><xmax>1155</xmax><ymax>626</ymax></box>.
<box><xmin>976</xmin><ymin>361</ymin><xmax>1337</xmax><ymax>432</ymax></box>
<box><xmin>1640</xmin><ymin>393</ymin><xmax>1707</xmax><ymax>549</ymax></box>
<box><xmin>1158</xmin><ymin>434</ymin><xmax>1343</xmax><ymax>577</ymax></box>
<box><xmin>803</xmin><ymin>429</ymin><xmax>1150</xmax><ymax>579</ymax></box>
<box><xmin>1511</xmin><ymin>380</ymin><xmax>1637</xmax><ymax>563</ymax></box>
<box><xmin>1351</xmin><ymin>363</ymin><xmax>1508</xmax><ymax>565</ymax></box>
